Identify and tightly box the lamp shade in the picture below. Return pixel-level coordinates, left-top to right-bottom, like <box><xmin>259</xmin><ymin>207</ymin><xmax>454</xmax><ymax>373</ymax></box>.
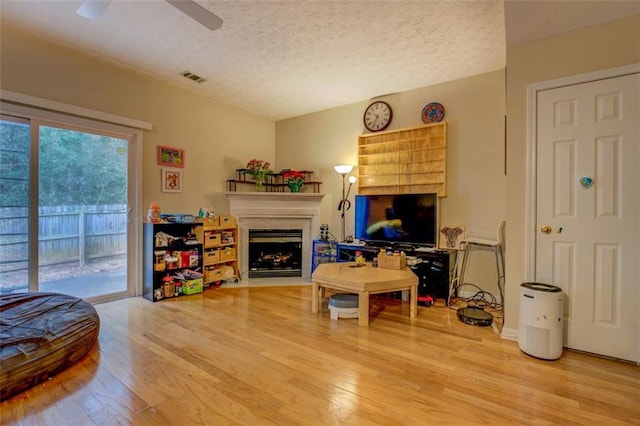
<box><xmin>348</xmin><ymin>176</ymin><xmax>357</xmax><ymax>184</ymax></box>
<box><xmin>334</xmin><ymin>164</ymin><xmax>353</xmax><ymax>175</ymax></box>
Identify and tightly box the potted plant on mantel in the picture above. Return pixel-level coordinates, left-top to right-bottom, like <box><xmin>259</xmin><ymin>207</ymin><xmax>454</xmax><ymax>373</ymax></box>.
<box><xmin>283</xmin><ymin>170</ymin><xmax>305</xmax><ymax>193</ymax></box>
<box><xmin>246</xmin><ymin>159</ymin><xmax>272</xmax><ymax>192</ymax></box>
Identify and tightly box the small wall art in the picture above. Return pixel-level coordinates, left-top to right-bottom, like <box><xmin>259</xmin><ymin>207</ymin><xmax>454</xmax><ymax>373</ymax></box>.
<box><xmin>157</xmin><ymin>145</ymin><xmax>185</xmax><ymax>168</ymax></box>
<box><xmin>161</xmin><ymin>168</ymin><xmax>183</xmax><ymax>193</ymax></box>
<box><xmin>439</xmin><ymin>226</ymin><xmax>466</xmax><ymax>250</ymax></box>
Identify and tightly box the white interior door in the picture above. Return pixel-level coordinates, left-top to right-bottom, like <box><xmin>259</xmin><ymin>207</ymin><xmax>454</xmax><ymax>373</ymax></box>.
<box><xmin>535</xmin><ymin>73</ymin><xmax>639</xmax><ymax>362</ymax></box>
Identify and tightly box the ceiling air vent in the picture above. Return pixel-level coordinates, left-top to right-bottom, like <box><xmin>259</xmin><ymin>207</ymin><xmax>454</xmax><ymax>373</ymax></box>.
<box><xmin>180</xmin><ymin>71</ymin><xmax>206</xmax><ymax>83</ymax></box>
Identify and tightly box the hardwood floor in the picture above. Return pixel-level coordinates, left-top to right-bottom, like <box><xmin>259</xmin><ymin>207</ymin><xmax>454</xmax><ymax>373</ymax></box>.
<box><xmin>1</xmin><ymin>285</ymin><xmax>638</xmax><ymax>425</ymax></box>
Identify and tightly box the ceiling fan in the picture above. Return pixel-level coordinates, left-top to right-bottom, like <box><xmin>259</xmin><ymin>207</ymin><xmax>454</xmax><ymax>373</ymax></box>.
<box><xmin>76</xmin><ymin>0</ymin><xmax>223</xmax><ymax>31</ymax></box>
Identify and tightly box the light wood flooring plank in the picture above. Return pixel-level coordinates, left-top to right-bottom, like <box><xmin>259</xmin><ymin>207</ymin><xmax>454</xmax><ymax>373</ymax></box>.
<box><xmin>1</xmin><ymin>285</ymin><xmax>638</xmax><ymax>425</ymax></box>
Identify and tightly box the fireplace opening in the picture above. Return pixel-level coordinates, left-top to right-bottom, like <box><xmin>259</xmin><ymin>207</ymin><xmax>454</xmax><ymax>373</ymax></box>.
<box><xmin>248</xmin><ymin>229</ymin><xmax>302</xmax><ymax>278</ymax></box>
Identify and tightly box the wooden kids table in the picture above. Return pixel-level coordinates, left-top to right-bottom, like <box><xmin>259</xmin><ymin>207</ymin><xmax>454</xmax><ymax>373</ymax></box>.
<box><xmin>311</xmin><ymin>262</ymin><xmax>418</xmax><ymax>326</ymax></box>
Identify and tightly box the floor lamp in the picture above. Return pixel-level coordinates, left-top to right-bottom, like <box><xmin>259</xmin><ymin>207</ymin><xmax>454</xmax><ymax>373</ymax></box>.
<box><xmin>334</xmin><ymin>164</ymin><xmax>356</xmax><ymax>242</ymax></box>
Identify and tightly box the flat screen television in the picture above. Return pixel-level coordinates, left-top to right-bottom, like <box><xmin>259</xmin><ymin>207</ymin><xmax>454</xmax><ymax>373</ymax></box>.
<box><xmin>354</xmin><ymin>193</ymin><xmax>438</xmax><ymax>247</ymax></box>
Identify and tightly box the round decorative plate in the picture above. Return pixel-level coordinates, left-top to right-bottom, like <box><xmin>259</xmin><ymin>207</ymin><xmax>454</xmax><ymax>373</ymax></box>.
<box><xmin>421</xmin><ymin>102</ymin><xmax>445</xmax><ymax>123</ymax></box>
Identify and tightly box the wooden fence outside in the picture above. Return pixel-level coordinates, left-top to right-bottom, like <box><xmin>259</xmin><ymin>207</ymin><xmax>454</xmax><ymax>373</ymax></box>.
<box><xmin>0</xmin><ymin>205</ymin><xmax>127</xmax><ymax>273</ymax></box>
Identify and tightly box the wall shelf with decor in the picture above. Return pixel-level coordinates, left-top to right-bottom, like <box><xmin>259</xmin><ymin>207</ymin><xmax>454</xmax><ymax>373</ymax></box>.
<box><xmin>357</xmin><ymin>122</ymin><xmax>447</xmax><ymax>196</ymax></box>
<box><xmin>226</xmin><ymin>169</ymin><xmax>322</xmax><ymax>193</ymax></box>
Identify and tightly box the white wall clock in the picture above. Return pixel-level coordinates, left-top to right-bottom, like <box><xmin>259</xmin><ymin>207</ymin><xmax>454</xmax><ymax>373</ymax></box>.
<box><xmin>363</xmin><ymin>101</ymin><xmax>393</xmax><ymax>132</ymax></box>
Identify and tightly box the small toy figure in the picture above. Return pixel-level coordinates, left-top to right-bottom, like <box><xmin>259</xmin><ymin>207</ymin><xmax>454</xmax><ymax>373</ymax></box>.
<box><xmin>147</xmin><ymin>202</ymin><xmax>161</xmax><ymax>223</ymax></box>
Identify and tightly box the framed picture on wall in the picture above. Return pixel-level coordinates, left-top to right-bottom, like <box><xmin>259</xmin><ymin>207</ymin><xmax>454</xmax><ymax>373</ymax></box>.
<box><xmin>161</xmin><ymin>168</ymin><xmax>183</xmax><ymax>193</ymax></box>
<box><xmin>157</xmin><ymin>145</ymin><xmax>185</xmax><ymax>168</ymax></box>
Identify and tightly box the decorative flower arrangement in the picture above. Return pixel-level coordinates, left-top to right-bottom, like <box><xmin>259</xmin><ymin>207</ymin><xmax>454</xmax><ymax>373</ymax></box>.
<box><xmin>283</xmin><ymin>169</ymin><xmax>305</xmax><ymax>192</ymax></box>
<box><xmin>283</xmin><ymin>170</ymin><xmax>305</xmax><ymax>185</ymax></box>
<box><xmin>246</xmin><ymin>159</ymin><xmax>272</xmax><ymax>191</ymax></box>
<box><xmin>246</xmin><ymin>159</ymin><xmax>272</xmax><ymax>177</ymax></box>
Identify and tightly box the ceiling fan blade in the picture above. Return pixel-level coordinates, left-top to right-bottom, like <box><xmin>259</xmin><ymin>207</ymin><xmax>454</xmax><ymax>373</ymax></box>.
<box><xmin>76</xmin><ymin>0</ymin><xmax>112</xmax><ymax>19</ymax></box>
<box><xmin>166</xmin><ymin>0</ymin><xmax>223</xmax><ymax>31</ymax></box>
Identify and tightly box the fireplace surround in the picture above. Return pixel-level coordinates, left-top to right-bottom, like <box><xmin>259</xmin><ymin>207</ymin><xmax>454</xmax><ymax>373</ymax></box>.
<box><xmin>226</xmin><ymin>192</ymin><xmax>325</xmax><ymax>280</ymax></box>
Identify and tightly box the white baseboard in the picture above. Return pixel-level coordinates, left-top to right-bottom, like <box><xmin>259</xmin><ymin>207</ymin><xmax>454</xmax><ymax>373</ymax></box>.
<box><xmin>500</xmin><ymin>327</ymin><xmax>518</xmax><ymax>341</ymax></box>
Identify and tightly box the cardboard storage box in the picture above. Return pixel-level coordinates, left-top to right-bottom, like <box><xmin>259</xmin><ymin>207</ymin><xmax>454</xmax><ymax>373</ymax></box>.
<box><xmin>378</xmin><ymin>253</ymin><xmax>407</xmax><ymax>270</ymax></box>
<box><xmin>204</xmin><ymin>231</ymin><xmax>221</xmax><ymax>248</ymax></box>
<box><xmin>181</xmin><ymin>250</ymin><xmax>200</xmax><ymax>268</ymax></box>
<box><xmin>181</xmin><ymin>278</ymin><xmax>203</xmax><ymax>295</ymax></box>
<box><xmin>219</xmin><ymin>215</ymin><xmax>236</xmax><ymax>226</ymax></box>
<box><xmin>203</xmin><ymin>248</ymin><xmax>220</xmax><ymax>264</ymax></box>
<box><xmin>219</xmin><ymin>247</ymin><xmax>236</xmax><ymax>261</ymax></box>
<box><xmin>205</xmin><ymin>266</ymin><xmax>224</xmax><ymax>283</ymax></box>
<box><xmin>202</xmin><ymin>216</ymin><xmax>219</xmax><ymax>227</ymax></box>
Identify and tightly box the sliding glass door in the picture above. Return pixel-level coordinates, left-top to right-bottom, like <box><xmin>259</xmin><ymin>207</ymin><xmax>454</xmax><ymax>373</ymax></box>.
<box><xmin>0</xmin><ymin>115</ymin><xmax>30</xmax><ymax>293</ymax></box>
<box><xmin>0</xmin><ymin>113</ymin><xmax>136</xmax><ymax>301</ymax></box>
<box><xmin>37</xmin><ymin>124</ymin><xmax>129</xmax><ymax>298</ymax></box>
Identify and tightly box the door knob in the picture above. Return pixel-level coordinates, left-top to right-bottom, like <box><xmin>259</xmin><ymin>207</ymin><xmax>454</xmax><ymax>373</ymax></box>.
<box><xmin>540</xmin><ymin>225</ymin><xmax>552</xmax><ymax>234</ymax></box>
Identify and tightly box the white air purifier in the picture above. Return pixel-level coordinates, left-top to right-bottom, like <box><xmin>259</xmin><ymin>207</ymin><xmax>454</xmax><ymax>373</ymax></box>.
<box><xmin>518</xmin><ymin>282</ymin><xmax>564</xmax><ymax>360</ymax></box>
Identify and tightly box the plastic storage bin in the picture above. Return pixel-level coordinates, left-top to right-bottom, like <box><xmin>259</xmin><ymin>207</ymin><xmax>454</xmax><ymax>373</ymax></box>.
<box><xmin>518</xmin><ymin>282</ymin><xmax>564</xmax><ymax>360</ymax></box>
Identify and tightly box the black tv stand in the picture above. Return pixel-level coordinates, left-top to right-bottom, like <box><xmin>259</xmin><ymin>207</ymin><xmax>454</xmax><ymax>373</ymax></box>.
<box><xmin>335</xmin><ymin>241</ymin><xmax>447</xmax><ymax>258</ymax></box>
<box><xmin>333</xmin><ymin>242</ymin><xmax>456</xmax><ymax>303</ymax></box>
<box><xmin>410</xmin><ymin>250</ymin><xmax>456</xmax><ymax>303</ymax></box>
<box><xmin>335</xmin><ymin>242</ymin><xmax>379</xmax><ymax>262</ymax></box>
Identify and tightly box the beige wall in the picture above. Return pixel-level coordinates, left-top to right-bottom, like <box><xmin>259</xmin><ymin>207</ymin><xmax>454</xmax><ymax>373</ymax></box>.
<box><xmin>504</xmin><ymin>15</ymin><xmax>640</xmax><ymax>332</ymax></box>
<box><xmin>277</xmin><ymin>70</ymin><xmax>507</xmax><ymax>293</ymax></box>
<box><xmin>0</xmin><ymin>26</ymin><xmax>275</xmax><ymax>218</ymax></box>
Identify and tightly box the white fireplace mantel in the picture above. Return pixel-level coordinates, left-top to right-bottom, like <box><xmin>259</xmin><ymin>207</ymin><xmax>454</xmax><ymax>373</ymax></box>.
<box><xmin>226</xmin><ymin>192</ymin><xmax>325</xmax><ymax>218</ymax></box>
<box><xmin>226</xmin><ymin>192</ymin><xmax>326</xmax><ymax>280</ymax></box>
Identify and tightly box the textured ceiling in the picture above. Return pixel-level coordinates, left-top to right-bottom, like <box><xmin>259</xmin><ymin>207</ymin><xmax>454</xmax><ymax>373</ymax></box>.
<box><xmin>1</xmin><ymin>1</ymin><xmax>637</xmax><ymax>121</ymax></box>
